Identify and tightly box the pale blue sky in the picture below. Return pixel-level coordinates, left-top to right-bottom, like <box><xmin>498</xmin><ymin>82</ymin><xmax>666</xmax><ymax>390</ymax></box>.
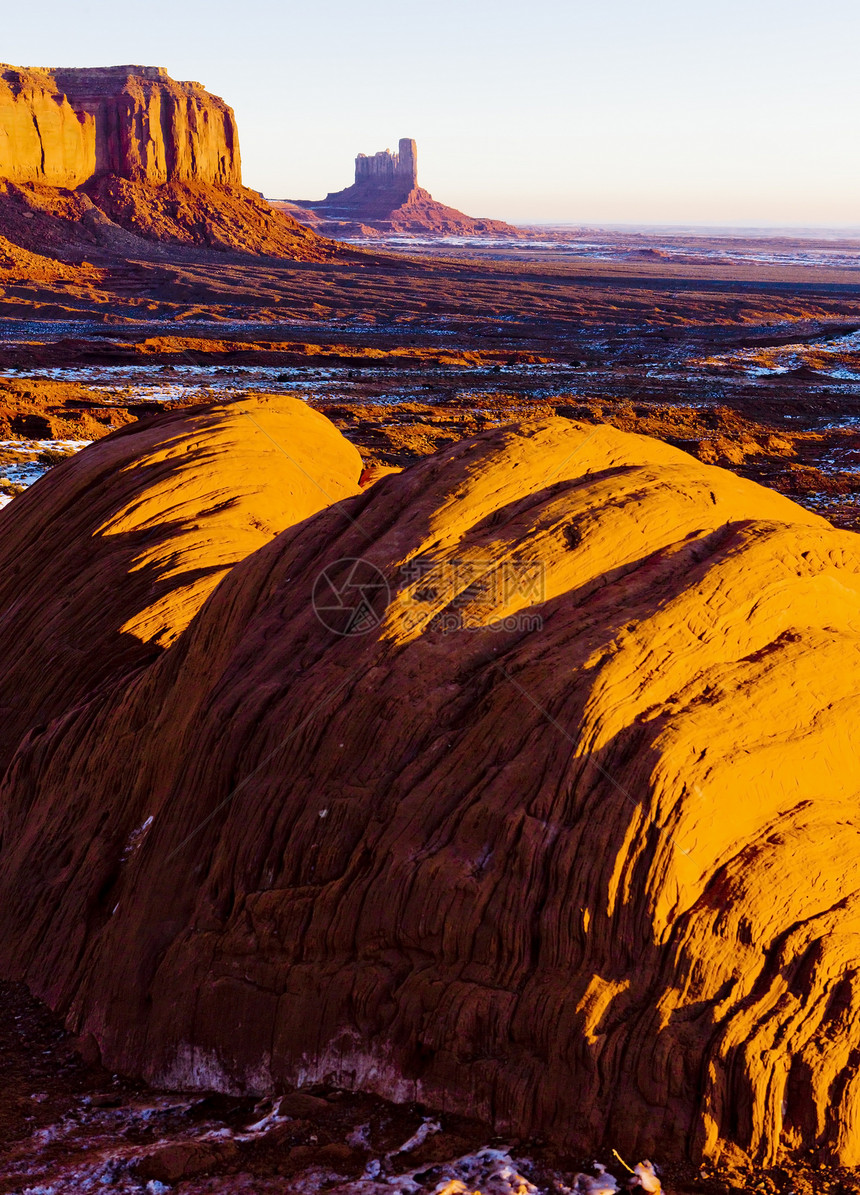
<box><xmin>5</xmin><ymin>0</ymin><xmax>859</xmax><ymax>225</ymax></box>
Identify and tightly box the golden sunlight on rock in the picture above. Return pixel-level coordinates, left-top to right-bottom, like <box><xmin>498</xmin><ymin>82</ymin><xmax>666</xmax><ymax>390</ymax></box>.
<box><xmin>0</xmin><ymin>417</ymin><xmax>858</xmax><ymax>1167</ymax></box>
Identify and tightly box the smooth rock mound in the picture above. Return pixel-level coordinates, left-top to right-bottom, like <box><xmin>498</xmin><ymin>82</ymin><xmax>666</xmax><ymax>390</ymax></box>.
<box><xmin>0</xmin><ymin>394</ymin><xmax>361</xmax><ymax>771</ymax></box>
<box><xmin>2</xmin><ymin>419</ymin><xmax>860</xmax><ymax>1166</ymax></box>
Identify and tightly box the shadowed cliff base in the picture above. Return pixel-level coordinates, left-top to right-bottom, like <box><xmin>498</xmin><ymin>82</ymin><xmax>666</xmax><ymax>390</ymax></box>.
<box><xmin>1</xmin><ymin>979</ymin><xmax>837</xmax><ymax>1195</ymax></box>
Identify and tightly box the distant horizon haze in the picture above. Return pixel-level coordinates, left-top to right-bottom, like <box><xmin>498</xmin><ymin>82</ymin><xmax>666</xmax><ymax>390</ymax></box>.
<box><xmin>4</xmin><ymin>0</ymin><xmax>859</xmax><ymax>227</ymax></box>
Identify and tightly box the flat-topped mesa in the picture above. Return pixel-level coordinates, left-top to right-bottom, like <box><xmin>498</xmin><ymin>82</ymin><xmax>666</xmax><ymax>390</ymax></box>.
<box><xmin>0</xmin><ymin>64</ymin><xmax>241</xmax><ymax>187</ymax></box>
<box><xmin>0</xmin><ymin>62</ymin><xmax>333</xmax><ymax>259</ymax></box>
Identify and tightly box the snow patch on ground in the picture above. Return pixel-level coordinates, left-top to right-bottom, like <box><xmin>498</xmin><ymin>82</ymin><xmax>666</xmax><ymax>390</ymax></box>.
<box><xmin>689</xmin><ymin>327</ymin><xmax>860</xmax><ymax>378</ymax></box>
<box><xmin>0</xmin><ymin>440</ymin><xmax>91</xmax><ymax>504</ymax></box>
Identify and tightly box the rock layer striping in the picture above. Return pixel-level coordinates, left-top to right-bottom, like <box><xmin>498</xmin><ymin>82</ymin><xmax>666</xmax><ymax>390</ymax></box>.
<box><xmin>0</xmin><ymin>64</ymin><xmax>240</xmax><ymax>187</ymax></box>
<box><xmin>0</xmin><ymin>395</ymin><xmax>361</xmax><ymax>774</ymax></box>
<box><xmin>1</xmin><ymin>419</ymin><xmax>860</xmax><ymax>1165</ymax></box>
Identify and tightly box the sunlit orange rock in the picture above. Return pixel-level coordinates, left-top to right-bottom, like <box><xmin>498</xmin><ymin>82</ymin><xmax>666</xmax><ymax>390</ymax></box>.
<box><xmin>0</xmin><ymin>394</ymin><xmax>361</xmax><ymax>771</ymax></box>
<box><xmin>0</xmin><ymin>64</ymin><xmax>331</xmax><ymax>257</ymax></box>
<box><xmin>2</xmin><ymin>418</ymin><xmax>860</xmax><ymax>1166</ymax></box>
<box><xmin>0</xmin><ymin>65</ymin><xmax>239</xmax><ymax>187</ymax></box>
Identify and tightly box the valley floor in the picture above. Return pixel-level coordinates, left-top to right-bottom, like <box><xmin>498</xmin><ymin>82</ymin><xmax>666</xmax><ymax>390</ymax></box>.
<box><xmin>3</xmin><ymin>232</ymin><xmax>860</xmax><ymax>527</ymax></box>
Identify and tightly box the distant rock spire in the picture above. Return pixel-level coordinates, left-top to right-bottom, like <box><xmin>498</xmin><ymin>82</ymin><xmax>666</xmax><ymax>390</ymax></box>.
<box><xmin>354</xmin><ymin>137</ymin><xmax>417</xmax><ymax>187</ymax></box>
<box><xmin>288</xmin><ymin>134</ymin><xmax>516</xmax><ymax>235</ymax></box>
<box><xmin>397</xmin><ymin>137</ymin><xmax>417</xmax><ymax>185</ymax></box>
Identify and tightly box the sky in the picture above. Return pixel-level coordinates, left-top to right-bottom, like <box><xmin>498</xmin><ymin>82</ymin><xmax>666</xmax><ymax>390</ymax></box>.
<box><xmin>4</xmin><ymin>0</ymin><xmax>860</xmax><ymax>226</ymax></box>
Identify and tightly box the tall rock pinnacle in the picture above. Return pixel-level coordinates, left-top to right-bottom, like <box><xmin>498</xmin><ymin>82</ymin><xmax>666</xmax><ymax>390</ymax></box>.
<box><xmin>283</xmin><ymin>135</ymin><xmax>518</xmax><ymax>236</ymax></box>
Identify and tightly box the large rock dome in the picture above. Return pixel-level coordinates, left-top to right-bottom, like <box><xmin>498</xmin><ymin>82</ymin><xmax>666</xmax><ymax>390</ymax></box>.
<box><xmin>1</xmin><ymin>417</ymin><xmax>859</xmax><ymax>1166</ymax></box>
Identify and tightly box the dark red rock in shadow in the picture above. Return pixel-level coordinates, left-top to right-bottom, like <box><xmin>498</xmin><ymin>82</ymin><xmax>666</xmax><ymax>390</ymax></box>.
<box><xmin>1</xmin><ymin>419</ymin><xmax>860</xmax><ymax>1168</ymax></box>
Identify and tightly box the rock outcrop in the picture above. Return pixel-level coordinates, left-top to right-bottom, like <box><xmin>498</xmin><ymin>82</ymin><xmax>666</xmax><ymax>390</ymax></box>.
<box><xmin>0</xmin><ymin>394</ymin><xmax>361</xmax><ymax>774</ymax></box>
<box><xmin>3</xmin><ymin>418</ymin><xmax>860</xmax><ymax>1166</ymax></box>
<box><xmin>0</xmin><ymin>65</ymin><xmax>239</xmax><ymax>187</ymax></box>
<box><xmin>0</xmin><ymin>64</ymin><xmax>333</xmax><ymax>259</ymax></box>
<box><xmin>355</xmin><ymin>138</ymin><xmax>417</xmax><ymax>188</ymax></box>
<box><xmin>280</xmin><ymin>137</ymin><xmax>519</xmax><ymax>237</ymax></box>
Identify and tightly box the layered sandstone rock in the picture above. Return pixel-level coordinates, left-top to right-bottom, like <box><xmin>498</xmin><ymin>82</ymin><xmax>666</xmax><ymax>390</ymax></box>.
<box><xmin>283</xmin><ymin>137</ymin><xmax>519</xmax><ymax>236</ymax></box>
<box><xmin>0</xmin><ymin>394</ymin><xmax>361</xmax><ymax>773</ymax></box>
<box><xmin>0</xmin><ymin>64</ymin><xmax>239</xmax><ymax>187</ymax></box>
<box><xmin>0</xmin><ymin>67</ymin><xmax>95</xmax><ymax>186</ymax></box>
<box><xmin>2</xmin><ymin>419</ymin><xmax>860</xmax><ymax>1165</ymax></box>
<box><xmin>355</xmin><ymin>138</ymin><xmax>418</xmax><ymax>187</ymax></box>
<box><xmin>0</xmin><ymin>64</ymin><xmax>333</xmax><ymax>258</ymax></box>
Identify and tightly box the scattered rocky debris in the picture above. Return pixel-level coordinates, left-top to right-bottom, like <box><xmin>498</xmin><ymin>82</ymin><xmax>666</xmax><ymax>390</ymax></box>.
<box><xmin>0</xmin><ymin>978</ymin><xmax>851</xmax><ymax>1195</ymax></box>
<box><xmin>4</xmin><ymin>334</ymin><xmax>860</xmax><ymax>529</ymax></box>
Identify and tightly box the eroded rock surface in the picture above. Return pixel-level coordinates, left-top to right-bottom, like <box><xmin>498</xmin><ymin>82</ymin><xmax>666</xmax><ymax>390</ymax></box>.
<box><xmin>1</xmin><ymin>418</ymin><xmax>860</xmax><ymax>1166</ymax></box>
<box><xmin>0</xmin><ymin>64</ymin><xmax>335</xmax><ymax>258</ymax></box>
<box><xmin>0</xmin><ymin>64</ymin><xmax>239</xmax><ymax>187</ymax></box>
<box><xmin>0</xmin><ymin>394</ymin><xmax>361</xmax><ymax>771</ymax></box>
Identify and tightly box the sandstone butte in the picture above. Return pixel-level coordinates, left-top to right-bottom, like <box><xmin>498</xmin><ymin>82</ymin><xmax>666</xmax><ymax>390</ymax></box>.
<box><xmin>277</xmin><ymin>137</ymin><xmax>520</xmax><ymax>237</ymax></box>
<box><xmin>2</xmin><ymin>414</ymin><xmax>860</xmax><ymax>1166</ymax></box>
<box><xmin>0</xmin><ymin>64</ymin><xmax>331</xmax><ymax>257</ymax></box>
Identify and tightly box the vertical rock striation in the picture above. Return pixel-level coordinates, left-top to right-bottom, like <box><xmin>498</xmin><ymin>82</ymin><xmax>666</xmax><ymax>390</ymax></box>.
<box><xmin>54</xmin><ymin>66</ymin><xmax>241</xmax><ymax>185</ymax></box>
<box><xmin>0</xmin><ymin>67</ymin><xmax>95</xmax><ymax>186</ymax></box>
<box><xmin>354</xmin><ymin>138</ymin><xmax>417</xmax><ymax>187</ymax></box>
<box><xmin>0</xmin><ymin>64</ymin><xmax>241</xmax><ymax>188</ymax></box>
<box><xmin>0</xmin><ymin>63</ymin><xmax>333</xmax><ymax>258</ymax></box>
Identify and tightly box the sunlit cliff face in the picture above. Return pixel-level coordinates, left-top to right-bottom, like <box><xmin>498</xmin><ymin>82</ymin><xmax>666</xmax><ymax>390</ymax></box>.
<box><xmin>0</xmin><ymin>64</ymin><xmax>241</xmax><ymax>187</ymax></box>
